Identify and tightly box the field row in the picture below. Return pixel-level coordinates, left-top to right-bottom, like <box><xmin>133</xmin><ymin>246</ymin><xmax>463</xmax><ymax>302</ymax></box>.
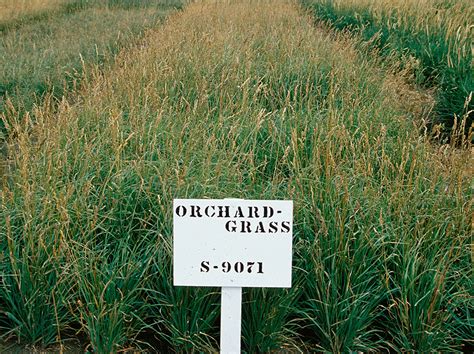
<box><xmin>0</xmin><ymin>0</ymin><xmax>73</xmax><ymax>26</ymax></box>
<box><xmin>0</xmin><ymin>0</ymin><xmax>186</xmax><ymax>128</ymax></box>
<box><xmin>302</xmin><ymin>0</ymin><xmax>473</xmax><ymax>138</ymax></box>
<box><xmin>0</xmin><ymin>0</ymin><xmax>187</xmax><ymax>29</ymax></box>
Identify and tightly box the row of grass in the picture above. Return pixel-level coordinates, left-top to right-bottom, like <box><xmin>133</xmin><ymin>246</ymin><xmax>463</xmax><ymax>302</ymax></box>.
<box><xmin>300</xmin><ymin>0</ymin><xmax>473</xmax><ymax>139</ymax></box>
<box><xmin>1</xmin><ymin>0</ymin><xmax>472</xmax><ymax>352</ymax></box>
<box><xmin>0</xmin><ymin>0</ymin><xmax>75</xmax><ymax>31</ymax></box>
<box><xmin>0</xmin><ymin>0</ymin><xmax>187</xmax><ymax>31</ymax></box>
<box><xmin>0</xmin><ymin>0</ymin><xmax>186</xmax><ymax>139</ymax></box>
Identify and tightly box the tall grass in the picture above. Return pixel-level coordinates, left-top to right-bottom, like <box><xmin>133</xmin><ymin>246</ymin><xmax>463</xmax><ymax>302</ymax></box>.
<box><xmin>0</xmin><ymin>7</ymin><xmax>170</xmax><ymax>113</ymax></box>
<box><xmin>0</xmin><ymin>0</ymin><xmax>74</xmax><ymax>28</ymax></box>
<box><xmin>301</xmin><ymin>0</ymin><xmax>473</xmax><ymax>139</ymax></box>
<box><xmin>0</xmin><ymin>0</ymin><xmax>186</xmax><ymax>30</ymax></box>
<box><xmin>0</xmin><ymin>0</ymin><xmax>472</xmax><ymax>351</ymax></box>
<box><xmin>0</xmin><ymin>0</ymin><xmax>186</xmax><ymax>141</ymax></box>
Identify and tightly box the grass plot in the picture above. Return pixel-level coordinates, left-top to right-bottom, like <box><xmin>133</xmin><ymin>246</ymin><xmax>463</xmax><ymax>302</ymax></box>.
<box><xmin>0</xmin><ymin>0</ymin><xmax>472</xmax><ymax>351</ymax></box>
<box><xmin>0</xmin><ymin>0</ymin><xmax>186</xmax><ymax>118</ymax></box>
<box><xmin>0</xmin><ymin>0</ymin><xmax>73</xmax><ymax>26</ymax></box>
<box><xmin>302</xmin><ymin>0</ymin><xmax>473</xmax><ymax>138</ymax></box>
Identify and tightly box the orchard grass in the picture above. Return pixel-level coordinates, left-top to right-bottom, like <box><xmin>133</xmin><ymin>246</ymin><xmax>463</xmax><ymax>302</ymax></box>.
<box><xmin>0</xmin><ymin>0</ymin><xmax>74</xmax><ymax>28</ymax></box>
<box><xmin>0</xmin><ymin>0</ymin><xmax>472</xmax><ymax>351</ymax></box>
<box><xmin>0</xmin><ymin>0</ymin><xmax>187</xmax><ymax>31</ymax></box>
<box><xmin>0</xmin><ymin>0</ymin><xmax>187</xmax><ymax>139</ymax></box>
<box><xmin>301</xmin><ymin>0</ymin><xmax>473</xmax><ymax>139</ymax></box>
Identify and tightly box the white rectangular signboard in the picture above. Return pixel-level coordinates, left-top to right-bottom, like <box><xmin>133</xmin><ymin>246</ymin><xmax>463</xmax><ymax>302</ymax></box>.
<box><xmin>173</xmin><ymin>199</ymin><xmax>293</xmax><ymax>288</ymax></box>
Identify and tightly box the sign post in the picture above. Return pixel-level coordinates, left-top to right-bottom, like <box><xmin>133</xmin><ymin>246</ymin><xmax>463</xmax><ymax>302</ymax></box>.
<box><xmin>173</xmin><ymin>199</ymin><xmax>293</xmax><ymax>353</ymax></box>
<box><xmin>220</xmin><ymin>287</ymin><xmax>242</xmax><ymax>353</ymax></box>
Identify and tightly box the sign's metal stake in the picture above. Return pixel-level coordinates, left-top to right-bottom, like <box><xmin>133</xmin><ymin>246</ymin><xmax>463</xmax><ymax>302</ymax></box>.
<box><xmin>220</xmin><ymin>287</ymin><xmax>242</xmax><ymax>354</ymax></box>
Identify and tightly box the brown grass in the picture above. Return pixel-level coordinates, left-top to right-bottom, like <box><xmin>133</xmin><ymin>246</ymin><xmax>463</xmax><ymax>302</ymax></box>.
<box><xmin>0</xmin><ymin>0</ymin><xmax>72</xmax><ymax>24</ymax></box>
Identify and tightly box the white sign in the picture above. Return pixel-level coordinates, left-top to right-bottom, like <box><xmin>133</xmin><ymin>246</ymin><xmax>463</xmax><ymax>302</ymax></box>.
<box><xmin>173</xmin><ymin>199</ymin><xmax>293</xmax><ymax>288</ymax></box>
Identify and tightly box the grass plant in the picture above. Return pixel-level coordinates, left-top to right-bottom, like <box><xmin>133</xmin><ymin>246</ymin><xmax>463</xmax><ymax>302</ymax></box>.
<box><xmin>0</xmin><ymin>0</ymin><xmax>74</xmax><ymax>28</ymax></box>
<box><xmin>301</xmin><ymin>0</ymin><xmax>474</xmax><ymax>138</ymax></box>
<box><xmin>0</xmin><ymin>0</ymin><xmax>186</xmax><ymax>139</ymax></box>
<box><xmin>0</xmin><ymin>0</ymin><xmax>186</xmax><ymax>30</ymax></box>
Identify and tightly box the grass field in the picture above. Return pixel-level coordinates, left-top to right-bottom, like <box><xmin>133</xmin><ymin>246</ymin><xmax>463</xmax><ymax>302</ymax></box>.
<box><xmin>0</xmin><ymin>0</ymin><xmax>72</xmax><ymax>25</ymax></box>
<box><xmin>0</xmin><ymin>0</ymin><xmax>472</xmax><ymax>352</ymax></box>
<box><xmin>0</xmin><ymin>0</ymin><xmax>186</xmax><ymax>139</ymax></box>
<box><xmin>301</xmin><ymin>0</ymin><xmax>473</xmax><ymax>139</ymax></box>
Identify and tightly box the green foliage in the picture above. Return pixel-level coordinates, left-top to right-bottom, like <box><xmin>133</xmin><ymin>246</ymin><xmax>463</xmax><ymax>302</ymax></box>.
<box><xmin>301</xmin><ymin>0</ymin><xmax>473</xmax><ymax>137</ymax></box>
<box><xmin>0</xmin><ymin>0</ymin><xmax>184</xmax><ymax>135</ymax></box>
<box><xmin>242</xmin><ymin>288</ymin><xmax>300</xmax><ymax>352</ymax></box>
<box><xmin>71</xmin><ymin>237</ymin><xmax>155</xmax><ymax>352</ymax></box>
<box><xmin>296</xmin><ymin>196</ymin><xmax>388</xmax><ymax>352</ymax></box>
<box><xmin>0</xmin><ymin>208</ymin><xmax>72</xmax><ymax>346</ymax></box>
<box><xmin>0</xmin><ymin>0</ymin><xmax>472</xmax><ymax>351</ymax></box>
